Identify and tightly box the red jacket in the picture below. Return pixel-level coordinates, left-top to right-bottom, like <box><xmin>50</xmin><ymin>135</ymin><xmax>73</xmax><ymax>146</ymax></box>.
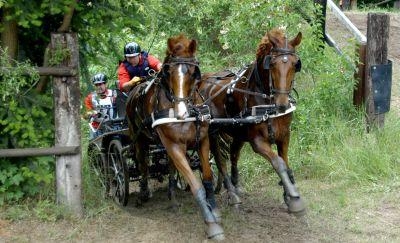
<box><xmin>118</xmin><ymin>54</ymin><xmax>161</xmax><ymax>90</ymax></box>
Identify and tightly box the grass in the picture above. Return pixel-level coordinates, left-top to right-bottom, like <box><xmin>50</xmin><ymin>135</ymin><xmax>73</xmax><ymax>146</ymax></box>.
<box><xmin>2</xmin><ymin>110</ymin><xmax>400</xmax><ymax>241</ymax></box>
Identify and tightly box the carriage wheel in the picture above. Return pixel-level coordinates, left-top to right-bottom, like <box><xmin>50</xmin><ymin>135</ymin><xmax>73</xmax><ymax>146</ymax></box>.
<box><xmin>107</xmin><ymin>139</ymin><xmax>129</xmax><ymax>206</ymax></box>
<box><xmin>87</xmin><ymin>145</ymin><xmax>110</xmax><ymax>196</ymax></box>
<box><xmin>210</xmin><ymin>157</ymin><xmax>223</xmax><ymax>194</ymax></box>
<box><xmin>175</xmin><ymin>170</ymin><xmax>190</xmax><ymax>191</ymax></box>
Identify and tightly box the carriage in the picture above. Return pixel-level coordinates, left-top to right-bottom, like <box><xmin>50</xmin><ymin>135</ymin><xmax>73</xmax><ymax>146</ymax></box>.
<box><xmin>86</xmin><ymin>84</ymin><xmax>222</xmax><ymax>207</ymax></box>
<box><xmin>87</xmin><ymin>30</ymin><xmax>306</xmax><ymax>240</ymax></box>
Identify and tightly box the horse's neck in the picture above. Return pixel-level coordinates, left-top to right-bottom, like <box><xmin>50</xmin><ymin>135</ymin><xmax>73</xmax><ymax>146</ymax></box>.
<box><xmin>247</xmin><ymin>59</ymin><xmax>272</xmax><ymax>104</ymax></box>
<box><xmin>152</xmin><ymin>83</ymin><xmax>173</xmax><ymax>112</ymax></box>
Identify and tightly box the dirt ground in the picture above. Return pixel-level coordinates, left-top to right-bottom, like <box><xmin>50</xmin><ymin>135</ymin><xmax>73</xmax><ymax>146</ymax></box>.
<box><xmin>1</xmin><ymin>11</ymin><xmax>400</xmax><ymax>243</ymax></box>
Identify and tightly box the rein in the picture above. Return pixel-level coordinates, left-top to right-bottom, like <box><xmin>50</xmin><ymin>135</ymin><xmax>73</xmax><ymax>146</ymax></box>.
<box><xmin>200</xmin><ymin>67</ymin><xmax>268</xmax><ymax>106</ymax></box>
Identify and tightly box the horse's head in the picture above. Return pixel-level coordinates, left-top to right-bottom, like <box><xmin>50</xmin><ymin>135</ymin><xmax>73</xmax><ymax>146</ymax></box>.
<box><xmin>257</xmin><ymin>29</ymin><xmax>302</xmax><ymax>113</ymax></box>
<box><xmin>161</xmin><ymin>34</ymin><xmax>201</xmax><ymax>119</ymax></box>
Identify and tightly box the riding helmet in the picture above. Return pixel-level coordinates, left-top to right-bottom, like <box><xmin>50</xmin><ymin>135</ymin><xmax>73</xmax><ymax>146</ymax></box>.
<box><xmin>92</xmin><ymin>73</ymin><xmax>108</xmax><ymax>84</ymax></box>
<box><xmin>124</xmin><ymin>42</ymin><xmax>141</xmax><ymax>57</ymax></box>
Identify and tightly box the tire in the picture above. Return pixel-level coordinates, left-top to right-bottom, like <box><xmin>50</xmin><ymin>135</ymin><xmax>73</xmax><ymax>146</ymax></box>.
<box><xmin>210</xmin><ymin>158</ymin><xmax>223</xmax><ymax>194</ymax></box>
<box><xmin>175</xmin><ymin>171</ymin><xmax>190</xmax><ymax>191</ymax></box>
<box><xmin>87</xmin><ymin>145</ymin><xmax>109</xmax><ymax>196</ymax></box>
<box><xmin>107</xmin><ymin>139</ymin><xmax>130</xmax><ymax>206</ymax></box>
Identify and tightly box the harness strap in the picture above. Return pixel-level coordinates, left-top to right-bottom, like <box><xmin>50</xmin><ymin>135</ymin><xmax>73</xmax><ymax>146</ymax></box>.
<box><xmin>267</xmin><ymin>118</ymin><xmax>275</xmax><ymax>144</ymax></box>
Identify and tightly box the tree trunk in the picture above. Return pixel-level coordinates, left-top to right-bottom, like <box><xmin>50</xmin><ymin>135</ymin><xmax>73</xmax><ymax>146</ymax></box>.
<box><xmin>394</xmin><ymin>0</ymin><xmax>400</xmax><ymax>9</ymax></box>
<box><xmin>57</xmin><ymin>4</ymin><xmax>75</xmax><ymax>32</ymax></box>
<box><xmin>1</xmin><ymin>8</ymin><xmax>18</xmax><ymax>62</ymax></box>
<box><xmin>36</xmin><ymin>3</ymin><xmax>75</xmax><ymax>93</ymax></box>
<box><xmin>350</xmin><ymin>0</ymin><xmax>357</xmax><ymax>10</ymax></box>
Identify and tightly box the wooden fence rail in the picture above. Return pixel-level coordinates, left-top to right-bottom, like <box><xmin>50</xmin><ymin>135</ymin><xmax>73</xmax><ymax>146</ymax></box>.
<box><xmin>0</xmin><ymin>146</ymin><xmax>79</xmax><ymax>157</ymax></box>
<box><xmin>0</xmin><ymin>67</ymin><xmax>77</xmax><ymax>76</ymax></box>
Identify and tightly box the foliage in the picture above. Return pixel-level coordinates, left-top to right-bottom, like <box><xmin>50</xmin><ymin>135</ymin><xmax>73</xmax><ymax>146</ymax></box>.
<box><xmin>48</xmin><ymin>43</ymin><xmax>71</xmax><ymax>66</ymax></box>
<box><xmin>0</xmin><ymin>48</ymin><xmax>54</xmax><ymax>205</ymax></box>
<box><xmin>1</xmin><ymin>0</ymin><xmax>399</xmax><ymax>208</ymax></box>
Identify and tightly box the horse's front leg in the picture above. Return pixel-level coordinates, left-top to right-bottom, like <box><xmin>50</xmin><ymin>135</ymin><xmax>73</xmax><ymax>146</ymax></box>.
<box><xmin>210</xmin><ymin>134</ymin><xmax>241</xmax><ymax>206</ymax></box>
<box><xmin>199</xmin><ymin>134</ymin><xmax>223</xmax><ymax>222</ymax></box>
<box><xmin>277</xmin><ymin>137</ymin><xmax>296</xmax><ymax>185</ymax></box>
<box><xmin>276</xmin><ymin>137</ymin><xmax>305</xmax><ymax>214</ymax></box>
<box><xmin>167</xmin><ymin>144</ymin><xmax>224</xmax><ymax>240</ymax></box>
<box><xmin>251</xmin><ymin>135</ymin><xmax>305</xmax><ymax>214</ymax></box>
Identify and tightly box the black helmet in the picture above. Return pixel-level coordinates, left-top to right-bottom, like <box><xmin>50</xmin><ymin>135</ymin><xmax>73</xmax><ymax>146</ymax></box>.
<box><xmin>92</xmin><ymin>73</ymin><xmax>107</xmax><ymax>85</ymax></box>
<box><xmin>124</xmin><ymin>42</ymin><xmax>141</xmax><ymax>57</ymax></box>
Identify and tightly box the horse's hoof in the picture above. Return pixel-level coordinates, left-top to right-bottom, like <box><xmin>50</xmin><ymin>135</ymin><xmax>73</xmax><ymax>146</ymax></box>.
<box><xmin>235</xmin><ymin>185</ymin><xmax>245</xmax><ymax>196</ymax></box>
<box><xmin>228</xmin><ymin>191</ymin><xmax>242</xmax><ymax>206</ymax></box>
<box><xmin>168</xmin><ymin>201</ymin><xmax>181</xmax><ymax>212</ymax></box>
<box><xmin>206</xmin><ymin>223</ymin><xmax>225</xmax><ymax>241</ymax></box>
<box><xmin>212</xmin><ymin>208</ymin><xmax>222</xmax><ymax>223</ymax></box>
<box><xmin>139</xmin><ymin>189</ymin><xmax>151</xmax><ymax>202</ymax></box>
<box><xmin>287</xmin><ymin>197</ymin><xmax>306</xmax><ymax>215</ymax></box>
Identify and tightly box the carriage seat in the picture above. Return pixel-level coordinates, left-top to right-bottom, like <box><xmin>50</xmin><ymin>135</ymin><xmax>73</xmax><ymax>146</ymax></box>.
<box><xmin>115</xmin><ymin>80</ymin><xmax>128</xmax><ymax>118</ymax></box>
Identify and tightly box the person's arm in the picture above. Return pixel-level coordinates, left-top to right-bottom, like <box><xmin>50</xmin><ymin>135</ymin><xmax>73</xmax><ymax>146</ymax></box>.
<box><xmin>118</xmin><ymin>63</ymin><xmax>132</xmax><ymax>92</ymax></box>
<box><xmin>118</xmin><ymin>62</ymin><xmax>142</xmax><ymax>92</ymax></box>
<box><xmin>148</xmin><ymin>55</ymin><xmax>162</xmax><ymax>72</ymax></box>
<box><xmin>84</xmin><ymin>94</ymin><xmax>96</xmax><ymax>119</ymax></box>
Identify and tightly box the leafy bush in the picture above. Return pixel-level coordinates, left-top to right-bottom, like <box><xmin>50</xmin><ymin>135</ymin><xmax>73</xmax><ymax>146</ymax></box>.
<box><xmin>0</xmin><ymin>48</ymin><xmax>54</xmax><ymax>205</ymax></box>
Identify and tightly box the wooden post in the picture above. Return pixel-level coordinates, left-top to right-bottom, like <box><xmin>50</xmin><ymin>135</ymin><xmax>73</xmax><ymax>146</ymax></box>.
<box><xmin>353</xmin><ymin>43</ymin><xmax>366</xmax><ymax>107</ymax></box>
<box><xmin>51</xmin><ymin>33</ymin><xmax>83</xmax><ymax>216</ymax></box>
<box><xmin>350</xmin><ymin>0</ymin><xmax>357</xmax><ymax>9</ymax></box>
<box><xmin>364</xmin><ymin>13</ymin><xmax>390</xmax><ymax>130</ymax></box>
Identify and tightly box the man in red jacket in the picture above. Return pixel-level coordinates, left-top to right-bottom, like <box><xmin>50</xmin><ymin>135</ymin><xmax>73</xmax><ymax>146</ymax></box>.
<box><xmin>84</xmin><ymin>73</ymin><xmax>115</xmax><ymax>139</ymax></box>
<box><xmin>117</xmin><ymin>41</ymin><xmax>162</xmax><ymax>92</ymax></box>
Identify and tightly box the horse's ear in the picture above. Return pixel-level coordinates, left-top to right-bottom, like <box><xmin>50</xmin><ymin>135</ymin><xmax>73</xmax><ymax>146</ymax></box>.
<box><xmin>189</xmin><ymin>39</ymin><xmax>197</xmax><ymax>55</ymax></box>
<box><xmin>290</xmin><ymin>32</ymin><xmax>302</xmax><ymax>48</ymax></box>
<box><xmin>167</xmin><ymin>38</ymin><xmax>182</xmax><ymax>55</ymax></box>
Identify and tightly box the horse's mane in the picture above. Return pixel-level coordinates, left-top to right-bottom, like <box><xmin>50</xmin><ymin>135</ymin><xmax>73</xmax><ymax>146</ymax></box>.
<box><xmin>256</xmin><ymin>28</ymin><xmax>286</xmax><ymax>59</ymax></box>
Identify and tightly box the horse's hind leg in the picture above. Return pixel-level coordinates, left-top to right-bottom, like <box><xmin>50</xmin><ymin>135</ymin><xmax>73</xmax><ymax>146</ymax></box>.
<box><xmin>168</xmin><ymin>162</ymin><xmax>180</xmax><ymax>210</ymax></box>
<box><xmin>210</xmin><ymin>134</ymin><xmax>241</xmax><ymax>206</ymax></box>
<box><xmin>230</xmin><ymin>139</ymin><xmax>245</xmax><ymax>196</ymax></box>
<box><xmin>135</xmin><ymin>141</ymin><xmax>150</xmax><ymax>205</ymax></box>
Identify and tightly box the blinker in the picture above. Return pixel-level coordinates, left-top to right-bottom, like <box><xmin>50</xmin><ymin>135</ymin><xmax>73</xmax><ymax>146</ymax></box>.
<box><xmin>295</xmin><ymin>59</ymin><xmax>301</xmax><ymax>72</ymax></box>
<box><xmin>263</xmin><ymin>55</ymin><xmax>271</xmax><ymax>70</ymax></box>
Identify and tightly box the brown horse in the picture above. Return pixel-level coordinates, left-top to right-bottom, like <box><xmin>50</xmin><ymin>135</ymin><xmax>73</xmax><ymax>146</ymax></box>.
<box><xmin>198</xmin><ymin>28</ymin><xmax>306</xmax><ymax>214</ymax></box>
<box><xmin>126</xmin><ymin>34</ymin><xmax>224</xmax><ymax>240</ymax></box>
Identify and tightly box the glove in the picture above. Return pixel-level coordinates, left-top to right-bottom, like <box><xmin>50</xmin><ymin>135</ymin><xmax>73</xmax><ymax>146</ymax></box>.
<box><xmin>85</xmin><ymin>110</ymin><xmax>97</xmax><ymax>119</ymax></box>
<box><xmin>128</xmin><ymin>76</ymin><xmax>142</xmax><ymax>86</ymax></box>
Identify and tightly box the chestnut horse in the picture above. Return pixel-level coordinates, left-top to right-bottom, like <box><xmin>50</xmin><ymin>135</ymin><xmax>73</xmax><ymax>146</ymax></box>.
<box><xmin>198</xmin><ymin>29</ymin><xmax>306</xmax><ymax>214</ymax></box>
<box><xmin>126</xmin><ymin>34</ymin><xmax>224</xmax><ymax>240</ymax></box>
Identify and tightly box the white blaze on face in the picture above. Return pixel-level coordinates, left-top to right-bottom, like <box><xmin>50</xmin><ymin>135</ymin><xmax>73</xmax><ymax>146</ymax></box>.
<box><xmin>176</xmin><ymin>64</ymin><xmax>189</xmax><ymax>119</ymax></box>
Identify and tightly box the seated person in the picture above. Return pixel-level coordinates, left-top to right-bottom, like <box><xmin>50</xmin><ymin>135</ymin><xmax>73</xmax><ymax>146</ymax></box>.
<box><xmin>84</xmin><ymin>73</ymin><xmax>115</xmax><ymax>139</ymax></box>
<box><xmin>117</xmin><ymin>41</ymin><xmax>162</xmax><ymax>93</ymax></box>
